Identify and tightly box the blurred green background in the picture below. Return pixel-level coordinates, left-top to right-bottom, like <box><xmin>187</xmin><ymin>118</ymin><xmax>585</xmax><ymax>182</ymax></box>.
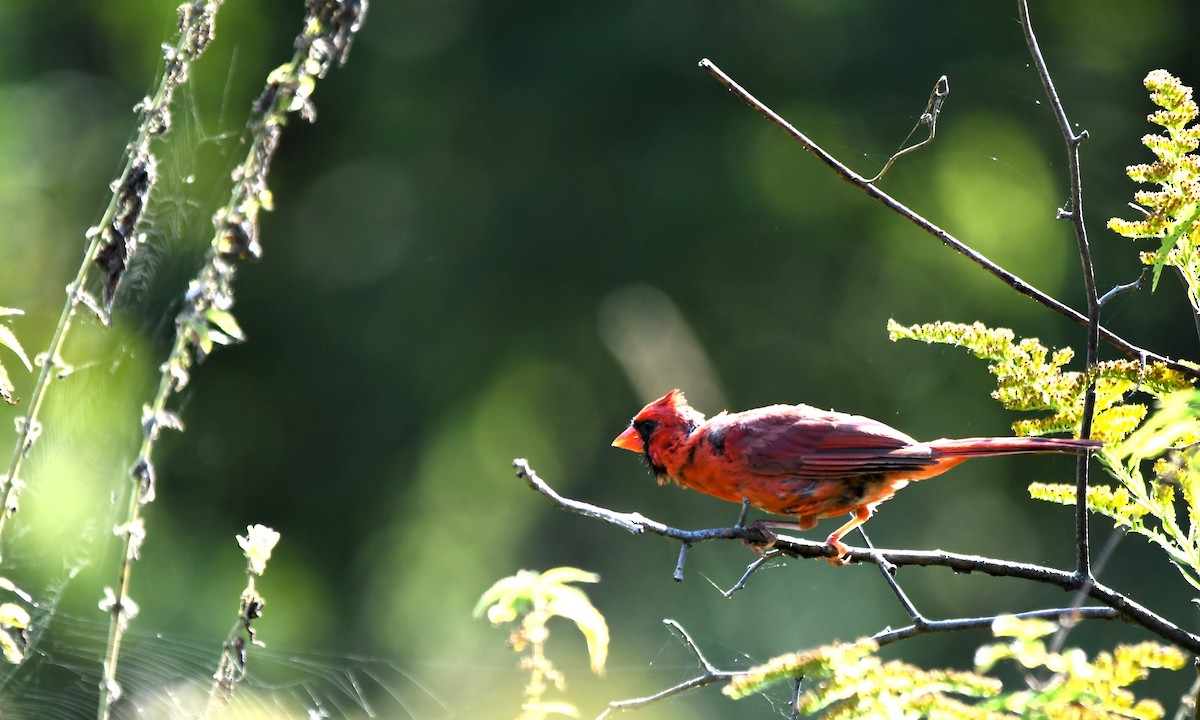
<box><xmin>2</xmin><ymin>1</ymin><xmax>1200</xmax><ymax>717</ymax></box>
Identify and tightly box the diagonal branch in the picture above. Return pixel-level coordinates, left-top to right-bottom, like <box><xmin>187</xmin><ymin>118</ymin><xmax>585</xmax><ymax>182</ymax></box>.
<box><xmin>696</xmin><ymin>57</ymin><xmax>1200</xmax><ymax>384</ymax></box>
<box><xmin>857</xmin><ymin>528</ymin><xmax>925</xmax><ymax>623</ymax></box>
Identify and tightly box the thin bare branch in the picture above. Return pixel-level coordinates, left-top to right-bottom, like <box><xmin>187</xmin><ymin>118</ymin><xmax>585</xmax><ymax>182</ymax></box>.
<box><xmin>1171</xmin><ymin>669</ymin><xmax>1200</xmax><ymax>720</ymax></box>
<box><xmin>673</xmin><ymin>543</ymin><xmax>692</xmax><ymax>582</ymax></box>
<box><xmin>1099</xmin><ymin>270</ymin><xmax>1148</xmax><ymax>307</ymax></box>
<box><xmin>696</xmin><ymin>57</ymin><xmax>1200</xmax><ymax>384</ymax></box>
<box><xmin>722</xmin><ymin>554</ymin><xmax>777</xmax><ymax>598</ymax></box>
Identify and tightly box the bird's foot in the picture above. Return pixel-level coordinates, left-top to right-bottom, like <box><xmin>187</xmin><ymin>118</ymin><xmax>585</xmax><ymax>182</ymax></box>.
<box><xmin>825</xmin><ymin>535</ymin><xmax>851</xmax><ymax>566</ymax></box>
<box><xmin>744</xmin><ymin>519</ymin><xmax>780</xmax><ymax>554</ymax></box>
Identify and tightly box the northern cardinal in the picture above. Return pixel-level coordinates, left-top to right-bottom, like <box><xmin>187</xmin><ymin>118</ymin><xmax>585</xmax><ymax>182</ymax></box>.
<box><xmin>612</xmin><ymin>389</ymin><xmax>1101</xmax><ymax>564</ymax></box>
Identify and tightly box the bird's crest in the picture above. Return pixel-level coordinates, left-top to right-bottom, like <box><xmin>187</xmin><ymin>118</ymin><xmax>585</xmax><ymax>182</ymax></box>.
<box><xmin>661</xmin><ymin>388</ymin><xmax>688</xmax><ymax>409</ymax></box>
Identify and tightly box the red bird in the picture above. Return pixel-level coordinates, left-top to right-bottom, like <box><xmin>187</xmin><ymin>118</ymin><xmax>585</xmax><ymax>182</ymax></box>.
<box><xmin>612</xmin><ymin>390</ymin><xmax>1101</xmax><ymax>564</ymax></box>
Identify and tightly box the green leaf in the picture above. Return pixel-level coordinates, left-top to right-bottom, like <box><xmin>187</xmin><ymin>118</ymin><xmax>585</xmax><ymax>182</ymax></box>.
<box><xmin>205</xmin><ymin>309</ymin><xmax>245</xmax><ymax>342</ymax></box>
<box><xmin>475</xmin><ymin>567</ymin><xmax>608</xmax><ymax>675</ymax></box>
<box><xmin>0</xmin><ymin>324</ymin><xmax>30</xmax><ymax>373</ymax></box>
<box><xmin>473</xmin><ymin>570</ymin><xmax>537</xmax><ymax>619</ymax></box>
<box><xmin>1115</xmin><ymin>389</ymin><xmax>1200</xmax><ymax>461</ymax></box>
<box><xmin>543</xmin><ymin>583</ymin><xmax>608</xmax><ymax>675</ymax></box>
<box><xmin>1152</xmin><ymin>203</ymin><xmax>1200</xmax><ymax>290</ymax></box>
<box><xmin>538</xmin><ymin>567</ymin><xmax>599</xmax><ymax>587</ymax></box>
<box><xmin>725</xmin><ymin>640</ymin><xmax>879</xmax><ymax>700</ymax></box>
<box><xmin>0</xmin><ymin>362</ymin><xmax>13</xmax><ymax>406</ymax></box>
<box><xmin>0</xmin><ymin>318</ymin><xmax>31</xmax><ymax>404</ymax></box>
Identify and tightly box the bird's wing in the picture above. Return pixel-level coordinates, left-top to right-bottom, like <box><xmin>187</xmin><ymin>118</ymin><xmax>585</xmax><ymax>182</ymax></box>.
<box><xmin>707</xmin><ymin>404</ymin><xmax>940</xmax><ymax>479</ymax></box>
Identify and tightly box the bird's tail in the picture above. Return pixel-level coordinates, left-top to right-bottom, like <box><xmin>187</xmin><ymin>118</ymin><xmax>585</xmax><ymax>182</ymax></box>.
<box><xmin>927</xmin><ymin>436</ymin><xmax>1102</xmax><ymax>457</ymax></box>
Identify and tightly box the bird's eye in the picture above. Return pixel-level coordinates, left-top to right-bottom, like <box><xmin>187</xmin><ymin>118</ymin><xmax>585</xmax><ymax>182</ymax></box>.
<box><xmin>632</xmin><ymin>418</ymin><xmax>659</xmax><ymax>438</ymax></box>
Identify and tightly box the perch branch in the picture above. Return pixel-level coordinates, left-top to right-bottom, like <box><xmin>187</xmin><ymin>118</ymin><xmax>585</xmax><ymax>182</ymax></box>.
<box><xmin>696</xmin><ymin>57</ymin><xmax>1200</xmax><ymax>384</ymax></box>
<box><xmin>516</xmin><ymin>460</ymin><xmax>1200</xmax><ymax>654</ymax></box>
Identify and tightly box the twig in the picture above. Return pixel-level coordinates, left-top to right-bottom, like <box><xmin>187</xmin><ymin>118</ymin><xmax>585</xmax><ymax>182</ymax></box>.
<box><xmin>858</xmin><ymin>528</ymin><xmax>1121</xmax><ymax>650</ymax></box>
<box><xmin>736</xmin><ymin>497</ymin><xmax>751</xmax><ymax>527</ymax></box>
<box><xmin>1171</xmin><ymin>668</ymin><xmax>1200</xmax><ymax>720</ymax></box>
<box><xmin>696</xmin><ymin>57</ymin><xmax>1200</xmax><ymax>384</ymax></box>
<box><xmin>858</xmin><ymin>528</ymin><xmax>922</xmax><ymax>622</ymax></box>
<box><xmin>1047</xmin><ymin>528</ymin><xmax>1123</xmax><ymax>656</ymax></box>
<box><xmin>872</xmin><ymin>606</ymin><xmax>1119</xmax><ymax>647</ymax></box>
<box><xmin>516</xmin><ymin>460</ymin><xmax>1200</xmax><ymax>653</ymax></box>
<box><xmin>1099</xmin><ymin>269</ymin><xmax>1148</xmax><ymax>307</ymax></box>
<box><xmin>722</xmin><ymin>554</ymin><xmax>777</xmax><ymax>598</ymax></box>
<box><xmin>596</xmin><ymin>619</ymin><xmax>744</xmax><ymax>719</ymax></box>
<box><xmin>867</xmin><ymin>75</ymin><xmax>949</xmax><ymax>184</ymax></box>
<box><xmin>673</xmin><ymin>543</ymin><xmax>692</xmax><ymax>582</ymax></box>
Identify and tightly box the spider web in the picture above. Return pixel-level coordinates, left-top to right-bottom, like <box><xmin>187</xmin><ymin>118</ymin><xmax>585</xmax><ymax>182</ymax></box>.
<box><xmin>0</xmin><ymin>608</ymin><xmax>450</xmax><ymax>720</ymax></box>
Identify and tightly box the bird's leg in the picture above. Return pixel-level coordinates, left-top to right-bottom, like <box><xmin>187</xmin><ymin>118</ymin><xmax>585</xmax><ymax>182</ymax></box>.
<box><xmin>825</xmin><ymin>507</ymin><xmax>873</xmax><ymax>566</ymax></box>
<box><xmin>733</xmin><ymin>499</ymin><xmax>781</xmax><ymax>554</ymax></box>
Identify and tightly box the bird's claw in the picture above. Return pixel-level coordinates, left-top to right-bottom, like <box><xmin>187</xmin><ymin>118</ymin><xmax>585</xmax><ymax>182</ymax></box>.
<box><xmin>826</xmin><ymin>537</ymin><xmax>851</xmax><ymax>566</ymax></box>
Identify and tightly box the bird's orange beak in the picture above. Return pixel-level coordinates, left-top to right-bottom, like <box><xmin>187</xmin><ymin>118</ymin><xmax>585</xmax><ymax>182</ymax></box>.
<box><xmin>612</xmin><ymin>426</ymin><xmax>644</xmax><ymax>453</ymax></box>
